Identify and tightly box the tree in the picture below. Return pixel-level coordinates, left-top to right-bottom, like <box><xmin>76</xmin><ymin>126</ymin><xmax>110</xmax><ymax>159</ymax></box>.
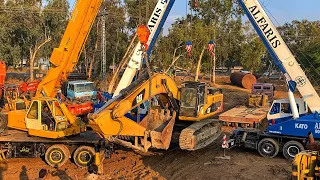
<box><xmin>239</xmin><ymin>33</ymin><xmax>265</xmax><ymax>73</ymax></box>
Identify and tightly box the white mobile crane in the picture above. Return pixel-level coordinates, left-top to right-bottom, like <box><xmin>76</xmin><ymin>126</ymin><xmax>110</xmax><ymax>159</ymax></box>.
<box><xmin>112</xmin><ymin>0</ymin><xmax>175</xmax><ymax>97</ymax></box>
<box><xmin>229</xmin><ymin>0</ymin><xmax>320</xmax><ymax>160</ymax></box>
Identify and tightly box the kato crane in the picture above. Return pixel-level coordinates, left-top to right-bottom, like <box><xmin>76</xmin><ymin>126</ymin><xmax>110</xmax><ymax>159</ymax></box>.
<box><xmin>228</xmin><ymin>0</ymin><xmax>320</xmax><ymax>162</ymax></box>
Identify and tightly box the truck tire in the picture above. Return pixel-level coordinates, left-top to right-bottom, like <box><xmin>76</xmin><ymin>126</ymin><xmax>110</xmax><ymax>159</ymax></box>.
<box><xmin>258</xmin><ymin>138</ymin><xmax>279</xmax><ymax>158</ymax></box>
<box><xmin>73</xmin><ymin>146</ymin><xmax>95</xmax><ymax>167</ymax></box>
<box><xmin>282</xmin><ymin>140</ymin><xmax>304</xmax><ymax>160</ymax></box>
<box><xmin>45</xmin><ymin>144</ymin><xmax>70</xmax><ymax>167</ymax></box>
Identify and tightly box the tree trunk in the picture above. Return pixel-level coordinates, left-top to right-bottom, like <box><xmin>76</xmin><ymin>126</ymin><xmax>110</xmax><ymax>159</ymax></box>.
<box><xmin>83</xmin><ymin>48</ymin><xmax>89</xmax><ymax>75</ymax></box>
<box><xmin>88</xmin><ymin>36</ymin><xmax>99</xmax><ymax>80</ymax></box>
<box><xmin>29</xmin><ymin>38</ymin><xmax>51</xmax><ymax>81</ymax></box>
<box><xmin>29</xmin><ymin>48</ymin><xmax>35</xmax><ymax>82</ymax></box>
<box><xmin>195</xmin><ymin>45</ymin><xmax>206</xmax><ymax>82</ymax></box>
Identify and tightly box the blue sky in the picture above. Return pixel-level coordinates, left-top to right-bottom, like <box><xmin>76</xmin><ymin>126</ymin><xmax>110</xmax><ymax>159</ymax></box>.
<box><xmin>68</xmin><ymin>0</ymin><xmax>320</xmax><ymax>30</ymax></box>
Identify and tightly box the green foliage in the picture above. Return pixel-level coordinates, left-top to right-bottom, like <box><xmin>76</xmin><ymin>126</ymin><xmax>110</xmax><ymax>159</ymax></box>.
<box><xmin>239</xmin><ymin>34</ymin><xmax>265</xmax><ymax>72</ymax></box>
<box><xmin>279</xmin><ymin>20</ymin><xmax>320</xmax><ymax>84</ymax></box>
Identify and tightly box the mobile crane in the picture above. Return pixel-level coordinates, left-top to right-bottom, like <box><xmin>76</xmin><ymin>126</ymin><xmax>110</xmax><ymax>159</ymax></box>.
<box><xmin>0</xmin><ymin>0</ymin><xmax>110</xmax><ymax>168</ymax></box>
<box><xmin>228</xmin><ymin>0</ymin><xmax>320</xmax><ymax>160</ymax></box>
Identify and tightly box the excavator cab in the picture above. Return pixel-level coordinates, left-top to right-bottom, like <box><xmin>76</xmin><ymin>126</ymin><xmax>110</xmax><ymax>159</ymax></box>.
<box><xmin>179</xmin><ymin>82</ymin><xmax>223</xmax><ymax>120</ymax></box>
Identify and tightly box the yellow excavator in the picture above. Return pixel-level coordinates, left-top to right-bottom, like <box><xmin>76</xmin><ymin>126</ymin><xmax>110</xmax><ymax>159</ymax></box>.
<box><xmin>89</xmin><ymin>72</ymin><xmax>223</xmax><ymax>151</ymax></box>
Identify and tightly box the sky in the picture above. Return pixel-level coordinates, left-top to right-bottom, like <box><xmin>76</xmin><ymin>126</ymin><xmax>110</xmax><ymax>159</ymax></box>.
<box><xmin>67</xmin><ymin>0</ymin><xmax>320</xmax><ymax>32</ymax></box>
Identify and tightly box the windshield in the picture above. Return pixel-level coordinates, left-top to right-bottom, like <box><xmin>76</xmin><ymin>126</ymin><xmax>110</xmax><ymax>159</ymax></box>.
<box><xmin>54</xmin><ymin>101</ymin><xmax>65</xmax><ymax>116</ymax></box>
<box><xmin>180</xmin><ymin>88</ymin><xmax>197</xmax><ymax>108</ymax></box>
<box><xmin>74</xmin><ymin>83</ymin><xmax>94</xmax><ymax>93</ymax></box>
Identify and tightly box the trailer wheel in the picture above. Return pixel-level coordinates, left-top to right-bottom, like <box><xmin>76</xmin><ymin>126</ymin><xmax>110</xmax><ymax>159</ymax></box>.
<box><xmin>45</xmin><ymin>144</ymin><xmax>70</xmax><ymax>167</ymax></box>
<box><xmin>73</xmin><ymin>146</ymin><xmax>95</xmax><ymax>167</ymax></box>
<box><xmin>282</xmin><ymin>140</ymin><xmax>304</xmax><ymax>160</ymax></box>
<box><xmin>258</xmin><ymin>138</ymin><xmax>279</xmax><ymax>158</ymax></box>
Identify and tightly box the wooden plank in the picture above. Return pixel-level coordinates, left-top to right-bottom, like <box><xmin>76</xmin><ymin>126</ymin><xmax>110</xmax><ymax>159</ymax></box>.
<box><xmin>219</xmin><ymin>106</ymin><xmax>269</xmax><ymax>124</ymax></box>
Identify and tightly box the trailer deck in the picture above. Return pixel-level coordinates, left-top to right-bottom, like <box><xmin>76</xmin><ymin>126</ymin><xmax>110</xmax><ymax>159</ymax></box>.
<box><xmin>0</xmin><ymin>130</ymin><xmax>101</xmax><ymax>143</ymax></box>
<box><xmin>219</xmin><ymin>106</ymin><xmax>269</xmax><ymax>127</ymax></box>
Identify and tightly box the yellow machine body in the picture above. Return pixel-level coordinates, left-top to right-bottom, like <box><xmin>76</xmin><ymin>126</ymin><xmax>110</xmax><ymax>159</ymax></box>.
<box><xmin>292</xmin><ymin>151</ymin><xmax>320</xmax><ymax>180</ymax></box>
<box><xmin>8</xmin><ymin>97</ymin><xmax>86</xmax><ymax>139</ymax></box>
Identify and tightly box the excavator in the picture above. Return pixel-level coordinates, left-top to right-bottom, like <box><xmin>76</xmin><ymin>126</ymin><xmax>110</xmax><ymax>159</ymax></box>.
<box><xmin>89</xmin><ymin>0</ymin><xmax>224</xmax><ymax>151</ymax></box>
<box><xmin>0</xmin><ymin>0</ymin><xmax>223</xmax><ymax>169</ymax></box>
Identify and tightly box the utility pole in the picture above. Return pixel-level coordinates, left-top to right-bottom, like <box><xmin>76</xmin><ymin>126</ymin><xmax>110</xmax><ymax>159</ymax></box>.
<box><xmin>101</xmin><ymin>8</ymin><xmax>107</xmax><ymax>76</ymax></box>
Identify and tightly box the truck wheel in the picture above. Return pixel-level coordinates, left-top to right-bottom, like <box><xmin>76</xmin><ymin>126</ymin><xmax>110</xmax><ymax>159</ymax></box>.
<box><xmin>73</xmin><ymin>146</ymin><xmax>95</xmax><ymax>167</ymax></box>
<box><xmin>282</xmin><ymin>140</ymin><xmax>304</xmax><ymax>160</ymax></box>
<box><xmin>258</xmin><ymin>138</ymin><xmax>279</xmax><ymax>158</ymax></box>
<box><xmin>45</xmin><ymin>144</ymin><xmax>70</xmax><ymax>167</ymax></box>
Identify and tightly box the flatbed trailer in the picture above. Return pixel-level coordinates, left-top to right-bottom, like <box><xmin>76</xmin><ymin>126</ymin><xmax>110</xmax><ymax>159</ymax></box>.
<box><xmin>219</xmin><ymin>106</ymin><xmax>269</xmax><ymax>128</ymax></box>
<box><xmin>0</xmin><ymin>130</ymin><xmax>113</xmax><ymax>168</ymax></box>
<box><xmin>228</xmin><ymin>128</ymin><xmax>308</xmax><ymax>160</ymax></box>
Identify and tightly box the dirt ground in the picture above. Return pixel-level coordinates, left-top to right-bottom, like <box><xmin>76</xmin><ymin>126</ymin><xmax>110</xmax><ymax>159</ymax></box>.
<box><xmin>1</xmin><ymin>75</ymin><xmax>293</xmax><ymax>180</ymax></box>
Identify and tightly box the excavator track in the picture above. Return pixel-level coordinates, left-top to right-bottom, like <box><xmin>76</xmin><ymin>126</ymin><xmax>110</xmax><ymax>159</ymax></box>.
<box><xmin>179</xmin><ymin>119</ymin><xmax>222</xmax><ymax>151</ymax></box>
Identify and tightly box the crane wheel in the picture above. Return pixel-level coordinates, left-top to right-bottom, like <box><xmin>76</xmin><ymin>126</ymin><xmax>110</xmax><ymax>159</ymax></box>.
<box><xmin>73</xmin><ymin>146</ymin><xmax>95</xmax><ymax>167</ymax></box>
<box><xmin>258</xmin><ymin>138</ymin><xmax>279</xmax><ymax>158</ymax></box>
<box><xmin>45</xmin><ymin>144</ymin><xmax>70</xmax><ymax>167</ymax></box>
<box><xmin>0</xmin><ymin>113</ymin><xmax>8</xmax><ymax>132</ymax></box>
<box><xmin>282</xmin><ymin>140</ymin><xmax>304</xmax><ymax>160</ymax></box>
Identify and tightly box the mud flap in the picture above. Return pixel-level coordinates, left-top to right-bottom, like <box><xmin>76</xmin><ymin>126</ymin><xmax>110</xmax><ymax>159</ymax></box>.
<box><xmin>140</xmin><ymin>109</ymin><xmax>176</xmax><ymax>150</ymax></box>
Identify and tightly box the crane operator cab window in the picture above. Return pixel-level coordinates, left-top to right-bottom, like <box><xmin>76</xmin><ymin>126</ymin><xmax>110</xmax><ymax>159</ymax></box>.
<box><xmin>41</xmin><ymin>101</ymin><xmax>54</xmax><ymax>131</ymax></box>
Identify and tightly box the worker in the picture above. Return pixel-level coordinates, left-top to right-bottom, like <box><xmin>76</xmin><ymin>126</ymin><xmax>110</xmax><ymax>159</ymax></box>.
<box><xmin>42</xmin><ymin>106</ymin><xmax>53</xmax><ymax>130</ymax></box>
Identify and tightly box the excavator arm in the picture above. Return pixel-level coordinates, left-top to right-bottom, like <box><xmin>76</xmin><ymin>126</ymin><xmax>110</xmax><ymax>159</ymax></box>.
<box><xmin>36</xmin><ymin>0</ymin><xmax>102</xmax><ymax>98</ymax></box>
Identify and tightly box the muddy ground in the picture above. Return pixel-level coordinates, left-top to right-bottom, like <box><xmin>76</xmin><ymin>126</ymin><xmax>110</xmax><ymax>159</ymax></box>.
<box><xmin>1</xmin><ymin>75</ymin><xmax>292</xmax><ymax>180</ymax></box>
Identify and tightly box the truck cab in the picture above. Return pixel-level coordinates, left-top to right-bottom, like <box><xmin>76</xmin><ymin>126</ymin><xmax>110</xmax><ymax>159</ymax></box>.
<box><xmin>62</xmin><ymin>80</ymin><xmax>98</xmax><ymax>104</ymax></box>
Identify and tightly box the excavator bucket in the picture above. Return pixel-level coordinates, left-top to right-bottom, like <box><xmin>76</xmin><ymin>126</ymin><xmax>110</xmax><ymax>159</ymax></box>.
<box><xmin>140</xmin><ymin>109</ymin><xmax>176</xmax><ymax>150</ymax></box>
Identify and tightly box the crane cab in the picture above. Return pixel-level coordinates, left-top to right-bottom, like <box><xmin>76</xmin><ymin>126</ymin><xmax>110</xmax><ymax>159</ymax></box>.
<box><xmin>179</xmin><ymin>82</ymin><xmax>223</xmax><ymax>121</ymax></box>
<box><xmin>8</xmin><ymin>97</ymin><xmax>86</xmax><ymax>138</ymax></box>
<box><xmin>267</xmin><ymin>98</ymin><xmax>308</xmax><ymax>124</ymax></box>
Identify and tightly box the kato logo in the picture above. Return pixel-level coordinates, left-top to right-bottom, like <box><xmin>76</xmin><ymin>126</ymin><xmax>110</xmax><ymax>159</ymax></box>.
<box><xmin>248</xmin><ymin>5</ymin><xmax>281</xmax><ymax>48</ymax></box>
<box><xmin>295</xmin><ymin>123</ymin><xmax>308</xmax><ymax>129</ymax></box>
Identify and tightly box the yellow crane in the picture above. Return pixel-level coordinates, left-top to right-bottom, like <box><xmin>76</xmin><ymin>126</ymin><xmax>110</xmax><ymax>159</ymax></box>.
<box><xmin>5</xmin><ymin>0</ymin><xmax>102</xmax><ymax>138</ymax></box>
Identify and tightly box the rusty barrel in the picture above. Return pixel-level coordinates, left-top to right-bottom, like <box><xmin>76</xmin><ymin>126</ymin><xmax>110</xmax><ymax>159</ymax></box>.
<box><xmin>230</xmin><ymin>72</ymin><xmax>257</xmax><ymax>89</ymax></box>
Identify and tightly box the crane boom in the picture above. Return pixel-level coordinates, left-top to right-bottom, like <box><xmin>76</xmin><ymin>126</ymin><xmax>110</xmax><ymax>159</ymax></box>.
<box><xmin>35</xmin><ymin>0</ymin><xmax>102</xmax><ymax>98</ymax></box>
<box><xmin>113</xmin><ymin>0</ymin><xmax>175</xmax><ymax>97</ymax></box>
<box><xmin>238</xmin><ymin>0</ymin><xmax>320</xmax><ymax>113</ymax></box>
